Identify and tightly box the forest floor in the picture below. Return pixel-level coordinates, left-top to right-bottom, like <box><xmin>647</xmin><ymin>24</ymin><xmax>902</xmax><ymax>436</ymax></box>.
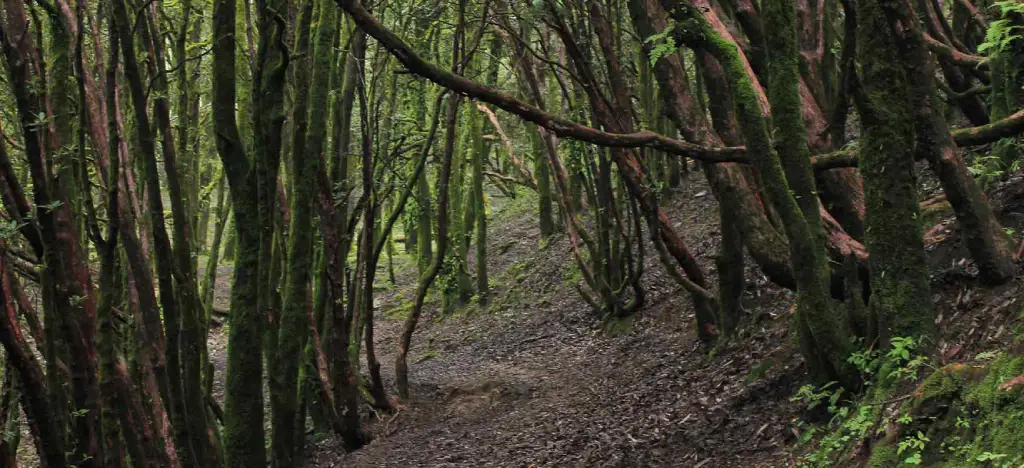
<box><xmin>201</xmin><ymin>167</ymin><xmax>1024</xmax><ymax>468</ymax></box>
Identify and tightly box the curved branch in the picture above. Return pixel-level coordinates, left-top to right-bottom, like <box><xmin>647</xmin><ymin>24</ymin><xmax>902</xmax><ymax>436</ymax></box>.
<box><xmin>331</xmin><ymin>0</ymin><xmax>748</xmax><ymax>164</ymax></box>
<box><xmin>955</xmin><ymin>0</ymin><xmax>988</xmax><ymax>29</ymax></box>
<box><xmin>923</xmin><ymin>33</ymin><xmax>989</xmax><ymax>71</ymax></box>
<box><xmin>811</xmin><ymin>149</ymin><xmax>858</xmax><ymax>170</ymax></box>
<box><xmin>952</xmin><ymin>109</ymin><xmax>1024</xmax><ymax>146</ymax></box>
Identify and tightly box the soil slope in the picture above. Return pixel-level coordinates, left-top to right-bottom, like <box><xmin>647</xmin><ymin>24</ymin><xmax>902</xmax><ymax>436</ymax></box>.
<box><xmin>302</xmin><ymin>175</ymin><xmax>805</xmax><ymax>467</ymax></box>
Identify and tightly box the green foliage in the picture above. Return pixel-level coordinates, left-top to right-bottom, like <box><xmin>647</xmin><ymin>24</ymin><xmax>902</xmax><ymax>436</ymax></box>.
<box><xmin>897</xmin><ymin>431</ymin><xmax>930</xmax><ymax>465</ymax></box>
<box><xmin>799</xmin><ymin>352</ymin><xmax>1024</xmax><ymax>467</ymax></box>
<box><xmin>644</xmin><ymin>21</ymin><xmax>678</xmax><ymax>66</ymax></box>
<box><xmin>0</xmin><ymin>219</ymin><xmax>23</xmax><ymax>240</ymax></box>
<box><xmin>794</xmin><ymin>400</ymin><xmax>880</xmax><ymax>466</ymax></box>
<box><xmin>849</xmin><ymin>348</ymin><xmax>882</xmax><ymax>377</ymax></box>
<box><xmin>885</xmin><ymin>337</ymin><xmax>932</xmax><ymax>383</ymax></box>
<box><xmin>976</xmin><ymin>452</ymin><xmax>1009</xmax><ymax>462</ymax></box>
<box><xmin>39</xmin><ymin>200</ymin><xmax>63</xmax><ymax>212</ymax></box>
<box><xmin>968</xmin><ymin>155</ymin><xmax>1018</xmax><ymax>188</ymax></box>
<box><xmin>976</xmin><ymin>351</ymin><xmax>1001</xmax><ymax>361</ymax></box>
<box><xmin>794</xmin><ymin>338</ymin><xmax>939</xmax><ymax>466</ymax></box>
<box><xmin>978</xmin><ymin>1</ymin><xmax>1024</xmax><ymax>55</ymax></box>
<box><xmin>888</xmin><ymin>336</ymin><xmax>918</xmax><ymax>361</ymax></box>
<box><xmin>790</xmin><ymin>381</ymin><xmax>844</xmax><ymax>413</ymax></box>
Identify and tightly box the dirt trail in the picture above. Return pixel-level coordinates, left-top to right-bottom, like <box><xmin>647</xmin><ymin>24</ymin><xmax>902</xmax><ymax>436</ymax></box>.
<box><xmin>299</xmin><ymin>176</ymin><xmax>804</xmax><ymax>467</ymax></box>
<box><xmin>202</xmin><ymin>171</ymin><xmax>1024</xmax><ymax>467</ymax></box>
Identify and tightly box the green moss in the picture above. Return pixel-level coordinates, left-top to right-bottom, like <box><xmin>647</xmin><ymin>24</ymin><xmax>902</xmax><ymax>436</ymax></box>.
<box><xmin>415</xmin><ymin>350</ymin><xmax>440</xmax><ymax>363</ymax></box>
<box><xmin>667</xmin><ymin>0</ymin><xmax>855</xmax><ymax>387</ymax></box>
<box><xmin>743</xmin><ymin>360</ymin><xmax>775</xmax><ymax>386</ymax></box>
<box><xmin>921</xmin><ymin>201</ymin><xmax>955</xmax><ymax>230</ymax></box>
<box><xmin>957</xmin><ymin>356</ymin><xmax>1024</xmax><ymax>463</ymax></box>
<box><xmin>869</xmin><ymin>441</ymin><xmax>901</xmax><ymax>468</ymax></box>
<box><xmin>386</xmin><ymin>298</ymin><xmax>416</xmax><ymax>320</ymax></box>
<box><xmin>603</xmin><ymin>314</ymin><xmax>636</xmax><ymax>337</ymax></box>
<box><xmin>799</xmin><ymin>356</ymin><xmax>1024</xmax><ymax>467</ymax></box>
<box><xmin>855</xmin><ymin>0</ymin><xmax>933</xmax><ymax>340</ymax></box>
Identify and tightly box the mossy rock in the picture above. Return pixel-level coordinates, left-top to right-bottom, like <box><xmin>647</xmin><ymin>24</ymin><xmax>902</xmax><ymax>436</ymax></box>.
<box><xmin>870</xmin><ymin>359</ymin><xmax>1024</xmax><ymax>467</ymax></box>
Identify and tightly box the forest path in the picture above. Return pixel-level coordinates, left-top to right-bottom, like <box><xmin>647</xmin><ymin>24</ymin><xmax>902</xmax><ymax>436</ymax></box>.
<box><xmin>293</xmin><ymin>174</ymin><xmax>804</xmax><ymax>468</ymax></box>
<box><xmin>198</xmin><ymin>169</ymin><xmax>1024</xmax><ymax>467</ymax></box>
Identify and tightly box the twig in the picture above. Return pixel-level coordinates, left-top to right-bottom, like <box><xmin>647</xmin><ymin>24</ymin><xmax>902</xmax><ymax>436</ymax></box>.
<box><xmin>383</xmin><ymin>406</ymin><xmax>403</xmax><ymax>435</ymax></box>
<box><xmin>519</xmin><ymin>333</ymin><xmax>553</xmax><ymax>345</ymax></box>
<box><xmin>867</xmin><ymin>394</ymin><xmax>912</xmax><ymax>406</ymax></box>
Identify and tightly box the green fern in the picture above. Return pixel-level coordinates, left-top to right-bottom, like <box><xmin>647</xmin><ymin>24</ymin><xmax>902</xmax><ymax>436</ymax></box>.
<box><xmin>644</xmin><ymin>22</ymin><xmax>678</xmax><ymax>66</ymax></box>
<box><xmin>978</xmin><ymin>0</ymin><xmax>1024</xmax><ymax>55</ymax></box>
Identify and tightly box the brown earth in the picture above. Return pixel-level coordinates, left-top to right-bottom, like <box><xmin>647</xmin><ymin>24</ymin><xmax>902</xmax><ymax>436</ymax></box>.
<box><xmin>199</xmin><ymin>169</ymin><xmax>1024</xmax><ymax>468</ymax></box>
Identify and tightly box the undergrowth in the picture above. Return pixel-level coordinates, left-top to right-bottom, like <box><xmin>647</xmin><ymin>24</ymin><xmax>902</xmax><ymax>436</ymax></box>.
<box><xmin>792</xmin><ymin>321</ymin><xmax>1024</xmax><ymax>467</ymax></box>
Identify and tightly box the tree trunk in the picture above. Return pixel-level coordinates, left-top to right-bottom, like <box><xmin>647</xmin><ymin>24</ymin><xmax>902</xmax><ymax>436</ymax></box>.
<box><xmin>213</xmin><ymin>0</ymin><xmax>268</xmax><ymax>463</ymax></box>
<box><xmin>270</xmin><ymin>0</ymin><xmax>317</xmax><ymax>463</ymax></box>
<box><xmin>396</xmin><ymin>0</ymin><xmax>467</xmax><ymax>398</ymax></box>
<box><xmin>855</xmin><ymin>0</ymin><xmax>934</xmax><ymax>340</ymax></box>
<box><xmin>898</xmin><ymin>0</ymin><xmax>1017</xmax><ymax>286</ymax></box>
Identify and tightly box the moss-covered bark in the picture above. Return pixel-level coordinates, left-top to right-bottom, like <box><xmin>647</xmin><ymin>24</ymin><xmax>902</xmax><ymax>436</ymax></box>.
<box><xmin>533</xmin><ymin>126</ymin><xmax>556</xmax><ymax>240</ymax></box>
<box><xmin>0</xmin><ymin>262</ymin><xmax>65</xmax><ymax>468</ymax></box>
<box><xmin>889</xmin><ymin>0</ymin><xmax>1017</xmax><ymax>287</ymax></box>
<box><xmin>138</xmin><ymin>2</ymin><xmax>217</xmax><ymax>462</ymax></box>
<box><xmin>270</xmin><ymin>0</ymin><xmax>330</xmax><ymax>463</ymax></box>
<box><xmin>867</xmin><ymin>358</ymin><xmax>1024</xmax><ymax>467</ymax></box>
<box><xmin>396</xmin><ymin>0</ymin><xmax>467</xmax><ymax>398</ymax></box>
<box><xmin>663</xmin><ymin>0</ymin><xmax>855</xmax><ymax>386</ymax></box>
<box><xmin>473</xmin><ymin>36</ymin><xmax>500</xmax><ymax>306</ymax></box>
<box><xmin>989</xmin><ymin>10</ymin><xmax>1024</xmax><ymax>169</ymax></box>
<box><xmin>112</xmin><ymin>0</ymin><xmax>211</xmax><ymax>462</ymax></box>
<box><xmin>697</xmin><ymin>52</ymin><xmax>797</xmax><ymax>290</ymax></box>
<box><xmin>852</xmin><ymin>0</ymin><xmax>933</xmax><ymax>340</ymax></box>
<box><xmin>3</xmin><ymin>1</ymin><xmax>105</xmax><ymax>462</ymax></box>
<box><xmin>213</xmin><ymin>0</ymin><xmax>268</xmax><ymax>463</ymax></box>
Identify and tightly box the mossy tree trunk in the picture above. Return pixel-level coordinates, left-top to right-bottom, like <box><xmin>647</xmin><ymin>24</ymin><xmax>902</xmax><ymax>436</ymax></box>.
<box><xmin>853</xmin><ymin>0</ymin><xmax>933</xmax><ymax>341</ymax></box>
<box><xmin>663</xmin><ymin>0</ymin><xmax>856</xmax><ymax>386</ymax></box>
<box><xmin>472</xmin><ymin>35</ymin><xmax>500</xmax><ymax>306</ymax></box>
<box><xmin>989</xmin><ymin>10</ymin><xmax>1024</xmax><ymax>168</ymax></box>
<box><xmin>3</xmin><ymin>0</ymin><xmax>108</xmax><ymax>462</ymax></box>
<box><xmin>629</xmin><ymin>0</ymin><xmax>747</xmax><ymax>335</ymax></box>
<box><xmin>314</xmin><ymin>18</ymin><xmax>367</xmax><ymax>451</ymax></box>
<box><xmin>137</xmin><ymin>1</ymin><xmax>217</xmax><ymax>462</ymax></box>
<box><xmin>270</xmin><ymin>0</ymin><xmax>325</xmax><ymax>463</ymax></box>
<box><xmin>897</xmin><ymin>0</ymin><xmax>1017</xmax><ymax>287</ymax></box>
<box><xmin>396</xmin><ymin>0</ymin><xmax>467</xmax><ymax>400</ymax></box>
<box><xmin>213</xmin><ymin>0</ymin><xmax>276</xmax><ymax>463</ymax></box>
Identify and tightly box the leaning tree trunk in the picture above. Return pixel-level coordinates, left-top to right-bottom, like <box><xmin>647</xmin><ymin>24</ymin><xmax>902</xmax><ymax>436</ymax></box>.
<box><xmin>663</xmin><ymin>0</ymin><xmax>856</xmax><ymax>387</ymax></box>
<box><xmin>396</xmin><ymin>0</ymin><xmax>467</xmax><ymax>397</ymax></box>
<box><xmin>897</xmin><ymin>0</ymin><xmax>1017</xmax><ymax>286</ymax></box>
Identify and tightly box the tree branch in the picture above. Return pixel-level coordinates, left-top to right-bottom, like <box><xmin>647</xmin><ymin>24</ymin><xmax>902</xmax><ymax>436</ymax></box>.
<box><xmin>952</xmin><ymin>109</ymin><xmax>1024</xmax><ymax>146</ymax></box>
<box><xmin>331</xmin><ymin>0</ymin><xmax>748</xmax><ymax>164</ymax></box>
<box><xmin>923</xmin><ymin>33</ymin><xmax>989</xmax><ymax>71</ymax></box>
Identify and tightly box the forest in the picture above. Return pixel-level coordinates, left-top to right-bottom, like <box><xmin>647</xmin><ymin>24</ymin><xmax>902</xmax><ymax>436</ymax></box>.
<box><xmin>0</xmin><ymin>0</ymin><xmax>1023</xmax><ymax>465</ymax></box>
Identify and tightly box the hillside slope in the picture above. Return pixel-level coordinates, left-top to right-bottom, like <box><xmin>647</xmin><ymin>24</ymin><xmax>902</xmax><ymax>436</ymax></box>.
<box><xmin>304</xmin><ymin>176</ymin><xmax>807</xmax><ymax>467</ymax></box>
<box><xmin>200</xmin><ymin>172</ymin><xmax>1024</xmax><ymax>468</ymax></box>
